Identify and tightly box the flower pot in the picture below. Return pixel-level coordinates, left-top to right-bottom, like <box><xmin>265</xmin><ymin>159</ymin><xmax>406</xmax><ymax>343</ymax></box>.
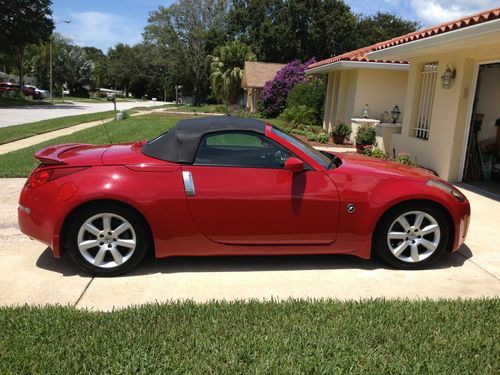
<box><xmin>332</xmin><ymin>135</ymin><xmax>345</xmax><ymax>144</ymax></box>
<box><xmin>356</xmin><ymin>143</ymin><xmax>372</xmax><ymax>154</ymax></box>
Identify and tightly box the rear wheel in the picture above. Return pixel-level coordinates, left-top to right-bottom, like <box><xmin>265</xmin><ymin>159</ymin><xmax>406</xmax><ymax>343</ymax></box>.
<box><xmin>374</xmin><ymin>203</ymin><xmax>449</xmax><ymax>269</ymax></box>
<box><xmin>66</xmin><ymin>203</ymin><xmax>149</xmax><ymax>276</ymax></box>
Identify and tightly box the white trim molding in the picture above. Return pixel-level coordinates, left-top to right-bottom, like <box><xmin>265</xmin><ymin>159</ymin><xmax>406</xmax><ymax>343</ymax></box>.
<box><xmin>306</xmin><ymin>60</ymin><xmax>409</xmax><ymax>75</ymax></box>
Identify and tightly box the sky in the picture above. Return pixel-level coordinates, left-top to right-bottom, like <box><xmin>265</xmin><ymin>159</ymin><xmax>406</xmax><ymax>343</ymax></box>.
<box><xmin>52</xmin><ymin>0</ymin><xmax>500</xmax><ymax>52</ymax></box>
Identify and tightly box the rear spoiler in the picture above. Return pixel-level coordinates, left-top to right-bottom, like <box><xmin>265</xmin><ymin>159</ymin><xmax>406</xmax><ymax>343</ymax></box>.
<box><xmin>33</xmin><ymin>143</ymin><xmax>91</xmax><ymax>165</ymax></box>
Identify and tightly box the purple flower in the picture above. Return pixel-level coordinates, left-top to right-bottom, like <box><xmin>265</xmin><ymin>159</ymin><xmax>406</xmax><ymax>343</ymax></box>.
<box><xmin>259</xmin><ymin>58</ymin><xmax>316</xmax><ymax>118</ymax></box>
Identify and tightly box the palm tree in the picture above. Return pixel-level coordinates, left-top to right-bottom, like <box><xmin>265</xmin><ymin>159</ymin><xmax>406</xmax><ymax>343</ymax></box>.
<box><xmin>208</xmin><ymin>41</ymin><xmax>256</xmax><ymax>105</ymax></box>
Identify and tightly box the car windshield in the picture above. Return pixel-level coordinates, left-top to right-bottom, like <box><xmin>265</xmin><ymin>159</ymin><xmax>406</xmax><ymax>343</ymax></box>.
<box><xmin>271</xmin><ymin>127</ymin><xmax>332</xmax><ymax>169</ymax></box>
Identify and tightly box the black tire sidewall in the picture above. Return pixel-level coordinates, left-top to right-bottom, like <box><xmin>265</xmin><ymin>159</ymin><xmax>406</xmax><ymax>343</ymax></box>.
<box><xmin>374</xmin><ymin>203</ymin><xmax>449</xmax><ymax>270</ymax></box>
<box><xmin>66</xmin><ymin>203</ymin><xmax>149</xmax><ymax>276</ymax></box>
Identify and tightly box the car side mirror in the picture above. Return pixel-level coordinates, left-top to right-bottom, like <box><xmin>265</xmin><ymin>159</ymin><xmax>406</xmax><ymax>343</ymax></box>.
<box><xmin>284</xmin><ymin>157</ymin><xmax>304</xmax><ymax>173</ymax></box>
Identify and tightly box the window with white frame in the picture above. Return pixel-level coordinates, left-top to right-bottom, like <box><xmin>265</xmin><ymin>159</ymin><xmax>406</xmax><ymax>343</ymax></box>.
<box><xmin>414</xmin><ymin>62</ymin><xmax>438</xmax><ymax>140</ymax></box>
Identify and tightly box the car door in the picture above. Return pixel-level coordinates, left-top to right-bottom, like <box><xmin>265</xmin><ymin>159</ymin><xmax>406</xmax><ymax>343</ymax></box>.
<box><xmin>181</xmin><ymin>131</ymin><xmax>340</xmax><ymax>245</ymax></box>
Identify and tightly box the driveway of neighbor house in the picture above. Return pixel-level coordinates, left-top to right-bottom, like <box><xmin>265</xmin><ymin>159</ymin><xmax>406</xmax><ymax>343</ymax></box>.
<box><xmin>0</xmin><ymin>178</ymin><xmax>498</xmax><ymax>310</ymax></box>
<box><xmin>0</xmin><ymin>100</ymin><xmax>169</xmax><ymax>128</ymax></box>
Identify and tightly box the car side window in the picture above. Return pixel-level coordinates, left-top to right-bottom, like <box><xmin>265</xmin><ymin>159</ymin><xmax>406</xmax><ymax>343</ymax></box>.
<box><xmin>194</xmin><ymin>131</ymin><xmax>292</xmax><ymax>169</ymax></box>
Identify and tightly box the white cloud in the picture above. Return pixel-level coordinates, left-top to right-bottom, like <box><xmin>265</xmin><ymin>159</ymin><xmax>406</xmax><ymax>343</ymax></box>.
<box><xmin>410</xmin><ymin>0</ymin><xmax>498</xmax><ymax>26</ymax></box>
<box><xmin>67</xmin><ymin>11</ymin><xmax>142</xmax><ymax>52</ymax></box>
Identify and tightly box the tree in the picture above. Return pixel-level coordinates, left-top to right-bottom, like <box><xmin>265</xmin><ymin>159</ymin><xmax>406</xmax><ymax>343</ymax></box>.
<box><xmin>207</xmin><ymin>41</ymin><xmax>256</xmax><ymax>105</ymax></box>
<box><xmin>228</xmin><ymin>0</ymin><xmax>418</xmax><ymax>63</ymax></box>
<box><xmin>0</xmin><ymin>0</ymin><xmax>54</xmax><ymax>87</ymax></box>
<box><xmin>107</xmin><ymin>43</ymin><xmax>135</xmax><ymax>95</ymax></box>
<box><xmin>83</xmin><ymin>47</ymin><xmax>109</xmax><ymax>89</ymax></box>
<box><xmin>144</xmin><ymin>0</ymin><xmax>230</xmax><ymax>105</ymax></box>
<box><xmin>355</xmin><ymin>12</ymin><xmax>419</xmax><ymax>47</ymax></box>
<box><xmin>228</xmin><ymin>0</ymin><xmax>357</xmax><ymax>62</ymax></box>
<box><xmin>59</xmin><ymin>45</ymin><xmax>94</xmax><ymax>96</ymax></box>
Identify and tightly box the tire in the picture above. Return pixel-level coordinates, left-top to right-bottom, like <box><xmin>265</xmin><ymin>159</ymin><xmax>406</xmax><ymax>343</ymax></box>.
<box><xmin>374</xmin><ymin>202</ymin><xmax>450</xmax><ymax>270</ymax></box>
<box><xmin>66</xmin><ymin>203</ymin><xmax>150</xmax><ymax>276</ymax></box>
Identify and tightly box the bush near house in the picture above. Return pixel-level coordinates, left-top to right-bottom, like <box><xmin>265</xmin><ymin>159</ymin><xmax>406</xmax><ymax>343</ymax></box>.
<box><xmin>364</xmin><ymin>148</ymin><xmax>418</xmax><ymax>166</ymax></box>
<box><xmin>285</xmin><ymin>77</ymin><xmax>325</xmax><ymax>125</ymax></box>
<box><xmin>279</xmin><ymin>105</ymin><xmax>316</xmax><ymax>126</ymax></box>
<box><xmin>259</xmin><ymin>59</ymin><xmax>315</xmax><ymax>118</ymax></box>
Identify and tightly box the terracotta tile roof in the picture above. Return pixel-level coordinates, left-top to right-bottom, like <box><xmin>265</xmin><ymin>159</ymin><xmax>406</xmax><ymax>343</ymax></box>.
<box><xmin>373</xmin><ymin>7</ymin><xmax>500</xmax><ymax>52</ymax></box>
<box><xmin>241</xmin><ymin>61</ymin><xmax>286</xmax><ymax>88</ymax></box>
<box><xmin>309</xmin><ymin>7</ymin><xmax>500</xmax><ymax>70</ymax></box>
<box><xmin>308</xmin><ymin>44</ymin><xmax>407</xmax><ymax>69</ymax></box>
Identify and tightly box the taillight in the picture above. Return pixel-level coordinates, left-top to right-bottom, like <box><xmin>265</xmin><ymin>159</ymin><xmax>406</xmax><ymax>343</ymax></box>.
<box><xmin>25</xmin><ymin>167</ymin><xmax>88</xmax><ymax>189</ymax></box>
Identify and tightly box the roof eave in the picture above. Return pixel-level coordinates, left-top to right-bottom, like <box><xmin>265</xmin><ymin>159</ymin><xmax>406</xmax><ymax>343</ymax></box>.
<box><xmin>368</xmin><ymin>18</ymin><xmax>500</xmax><ymax>60</ymax></box>
<box><xmin>306</xmin><ymin>60</ymin><xmax>409</xmax><ymax>74</ymax></box>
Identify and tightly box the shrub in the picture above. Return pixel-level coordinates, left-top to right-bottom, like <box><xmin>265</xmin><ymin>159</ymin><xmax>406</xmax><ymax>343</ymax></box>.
<box><xmin>331</xmin><ymin>122</ymin><xmax>351</xmax><ymax>138</ymax></box>
<box><xmin>317</xmin><ymin>132</ymin><xmax>329</xmax><ymax>144</ymax></box>
<box><xmin>364</xmin><ymin>147</ymin><xmax>387</xmax><ymax>159</ymax></box>
<box><xmin>286</xmin><ymin>77</ymin><xmax>325</xmax><ymax>124</ymax></box>
<box><xmin>279</xmin><ymin>105</ymin><xmax>316</xmax><ymax>126</ymax></box>
<box><xmin>306</xmin><ymin>131</ymin><xmax>318</xmax><ymax>142</ymax></box>
<box><xmin>355</xmin><ymin>124</ymin><xmax>377</xmax><ymax>145</ymax></box>
<box><xmin>396</xmin><ymin>152</ymin><xmax>414</xmax><ymax>165</ymax></box>
<box><xmin>259</xmin><ymin>58</ymin><xmax>315</xmax><ymax>118</ymax></box>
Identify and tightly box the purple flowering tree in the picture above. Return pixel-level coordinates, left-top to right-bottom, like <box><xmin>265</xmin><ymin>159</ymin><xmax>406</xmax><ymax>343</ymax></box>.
<box><xmin>259</xmin><ymin>58</ymin><xmax>315</xmax><ymax>118</ymax></box>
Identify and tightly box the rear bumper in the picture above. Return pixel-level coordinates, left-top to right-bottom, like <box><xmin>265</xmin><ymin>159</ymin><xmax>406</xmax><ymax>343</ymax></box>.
<box><xmin>18</xmin><ymin>184</ymin><xmax>68</xmax><ymax>257</ymax></box>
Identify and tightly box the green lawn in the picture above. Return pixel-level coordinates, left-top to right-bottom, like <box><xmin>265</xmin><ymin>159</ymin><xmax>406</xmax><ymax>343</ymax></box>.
<box><xmin>0</xmin><ymin>113</ymin><xmax>190</xmax><ymax>177</ymax></box>
<box><xmin>0</xmin><ymin>111</ymin><xmax>117</xmax><ymax>145</ymax></box>
<box><xmin>0</xmin><ymin>299</ymin><xmax>498</xmax><ymax>374</ymax></box>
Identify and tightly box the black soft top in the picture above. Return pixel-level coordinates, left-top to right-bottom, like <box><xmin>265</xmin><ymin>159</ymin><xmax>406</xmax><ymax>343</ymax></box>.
<box><xmin>141</xmin><ymin>116</ymin><xmax>267</xmax><ymax>164</ymax></box>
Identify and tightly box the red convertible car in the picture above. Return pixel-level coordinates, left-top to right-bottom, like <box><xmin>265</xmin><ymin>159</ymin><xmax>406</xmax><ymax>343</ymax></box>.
<box><xmin>18</xmin><ymin>117</ymin><xmax>470</xmax><ymax>276</ymax></box>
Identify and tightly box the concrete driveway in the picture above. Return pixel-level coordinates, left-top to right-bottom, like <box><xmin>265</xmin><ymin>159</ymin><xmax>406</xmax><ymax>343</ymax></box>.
<box><xmin>0</xmin><ymin>100</ymin><xmax>169</xmax><ymax>128</ymax></box>
<box><xmin>0</xmin><ymin>178</ymin><xmax>498</xmax><ymax>310</ymax></box>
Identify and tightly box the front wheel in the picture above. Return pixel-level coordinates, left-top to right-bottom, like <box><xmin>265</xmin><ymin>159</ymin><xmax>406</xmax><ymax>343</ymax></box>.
<box><xmin>374</xmin><ymin>203</ymin><xmax>449</xmax><ymax>269</ymax></box>
<box><xmin>66</xmin><ymin>203</ymin><xmax>150</xmax><ymax>276</ymax></box>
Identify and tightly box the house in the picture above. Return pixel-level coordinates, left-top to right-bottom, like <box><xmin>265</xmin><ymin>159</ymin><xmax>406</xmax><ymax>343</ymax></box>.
<box><xmin>367</xmin><ymin>7</ymin><xmax>500</xmax><ymax>185</ymax></box>
<box><xmin>241</xmin><ymin>62</ymin><xmax>285</xmax><ymax>112</ymax></box>
<box><xmin>306</xmin><ymin>45</ymin><xmax>409</xmax><ymax>136</ymax></box>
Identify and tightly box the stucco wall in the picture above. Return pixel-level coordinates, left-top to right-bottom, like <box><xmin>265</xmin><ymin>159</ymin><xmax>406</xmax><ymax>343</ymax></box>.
<box><xmin>322</xmin><ymin>68</ymin><xmax>407</xmax><ymax>132</ymax></box>
<box><xmin>352</xmin><ymin>69</ymin><xmax>408</xmax><ymax>120</ymax></box>
<box><xmin>391</xmin><ymin>42</ymin><xmax>500</xmax><ymax>181</ymax></box>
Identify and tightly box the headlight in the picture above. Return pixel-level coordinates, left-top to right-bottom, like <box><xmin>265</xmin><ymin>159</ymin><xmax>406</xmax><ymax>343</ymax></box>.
<box><xmin>426</xmin><ymin>179</ymin><xmax>465</xmax><ymax>202</ymax></box>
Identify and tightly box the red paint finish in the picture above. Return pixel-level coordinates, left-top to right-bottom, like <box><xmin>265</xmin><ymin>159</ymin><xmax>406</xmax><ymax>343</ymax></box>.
<box><xmin>18</xmin><ymin>128</ymin><xmax>470</xmax><ymax>264</ymax></box>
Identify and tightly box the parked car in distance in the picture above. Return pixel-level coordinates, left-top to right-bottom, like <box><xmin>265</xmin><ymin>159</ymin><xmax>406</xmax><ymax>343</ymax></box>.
<box><xmin>25</xmin><ymin>85</ymin><xmax>48</xmax><ymax>99</ymax></box>
<box><xmin>18</xmin><ymin>117</ymin><xmax>470</xmax><ymax>276</ymax></box>
<box><xmin>0</xmin><ymin>82</ymin><xmax>46</xmax><ymax>99</ymax></box>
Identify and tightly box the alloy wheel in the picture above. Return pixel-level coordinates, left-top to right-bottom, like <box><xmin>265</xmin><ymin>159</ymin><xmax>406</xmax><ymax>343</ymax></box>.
<box><xmin>77</xmin><ymin>213</ymin><xmax>136</xmax><ymax>269</ymax></box>
<box><xmin>386</xmin><ymin>210</ymin><xmax>441</xmax><ymax>263</ymax></box>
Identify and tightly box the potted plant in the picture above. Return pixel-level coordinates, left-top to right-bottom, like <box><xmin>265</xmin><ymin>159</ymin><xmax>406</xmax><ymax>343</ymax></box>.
<box><xmin>355</xmin><ymin>123</ymin><xmax>377</xmax><ymax>154</ymax></box>
<box><xmin>331</xmin><ymin>122</ymin><xmax>351</xmax><ymax>144</ymax></box>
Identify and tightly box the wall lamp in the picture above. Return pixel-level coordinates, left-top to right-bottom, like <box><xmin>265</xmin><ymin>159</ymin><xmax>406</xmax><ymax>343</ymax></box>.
<box><xmin>441</xmin><ymin>65</ymin><xmax>456</xmax><ymax>89</ymax></box>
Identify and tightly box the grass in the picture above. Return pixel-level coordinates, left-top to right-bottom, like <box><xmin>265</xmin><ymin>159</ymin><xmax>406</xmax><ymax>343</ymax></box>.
<box><xmin>169</xmin><ymin>103</ymin><xmax>227</xmax><ymax>113</ymax></box>
<box><xmin>0</xmin><ymin>299</ymin><xmax>498</xmax><ymax>374</ymax></box>
<box><xmin>0</xmin><ymin>113</ymin><xmax>190</xmax><ymax>177</ymax></box>
<box><xmin>0</xmin><ymin>111</ymin><xmax>117</xmax><ymax>145</ymax></box>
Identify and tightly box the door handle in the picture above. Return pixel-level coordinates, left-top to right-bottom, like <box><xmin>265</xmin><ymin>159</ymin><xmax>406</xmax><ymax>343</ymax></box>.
<box><xmin>182</xmin><ymin>171</ymin><xmax>196</xmax><ymax>196</ymax></box>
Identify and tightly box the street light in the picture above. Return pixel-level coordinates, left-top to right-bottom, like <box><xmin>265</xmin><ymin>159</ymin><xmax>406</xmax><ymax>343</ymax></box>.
<box><xmin>50</xmin><ymin>19</ymin><xmax>71</xmax><ymax>102</ymax></box>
